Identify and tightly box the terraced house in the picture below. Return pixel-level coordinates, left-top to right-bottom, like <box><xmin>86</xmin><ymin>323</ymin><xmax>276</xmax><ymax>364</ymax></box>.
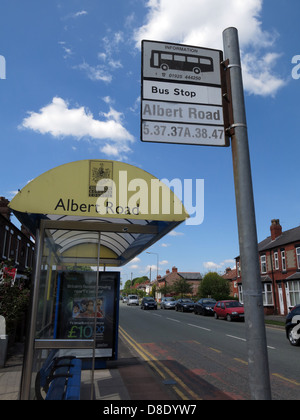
<box><xmin>236</xmin><ymin>219</ymin><xmax>300</xmax><ymax>316</ymax></box>
<box><xmin>0</xmin><ymin>197</ymin><xmax>35</xmax><ymax>281</ymax></box>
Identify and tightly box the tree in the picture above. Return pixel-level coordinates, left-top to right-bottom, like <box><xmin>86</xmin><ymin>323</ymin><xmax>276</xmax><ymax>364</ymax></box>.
<box><xmin>199</xmin><ymin>272</ymin><xmax>230</xmax><ymax>301</ymax></box>
<box><xmin>172</xmin><ymin>277</ymin><xmax>193</xmax><ymax>298</ymax></box>
<box><xmin>0</xmin><ymin>262</ymin><xmax>31</xmax><ymax>336</ymax></box>
<box><xmin>158</xmin><ymin>284</ymin><xmax>173</xmax><ymax>297</ymax></box>
<box><xmin>132</xmin><ymin>276</ymin><xmax>149</xmax><ymax>286</ymax></box>
<box><xmin>150</xmin><ymin>284</ymin><xmax>156</xmax><ymax>298</ymax></box>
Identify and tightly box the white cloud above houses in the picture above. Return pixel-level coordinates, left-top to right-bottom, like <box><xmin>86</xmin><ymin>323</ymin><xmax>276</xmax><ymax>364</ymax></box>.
<box><xmin>203</xmin><ymin>259</ymin><xmax>236</xmax><ymax>272</ymax></box>
<box><xmin>133</xmin><ymin>0</ymin><xmax>286</xmax><ymax>96</ymax></box>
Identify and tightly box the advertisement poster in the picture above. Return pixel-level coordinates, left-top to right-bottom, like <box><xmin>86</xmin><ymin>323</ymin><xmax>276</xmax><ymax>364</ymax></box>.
<box><xmin>56</xmin><ymin>271</ymin><xmax>120</xmax><ymax>360</ymax></box>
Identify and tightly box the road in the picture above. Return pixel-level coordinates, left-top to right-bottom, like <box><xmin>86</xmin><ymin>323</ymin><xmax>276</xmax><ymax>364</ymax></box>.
<box><xmin>119</xmin><ymin>304</ymin><xmax>300</xmax><ymax>400</ymax></box>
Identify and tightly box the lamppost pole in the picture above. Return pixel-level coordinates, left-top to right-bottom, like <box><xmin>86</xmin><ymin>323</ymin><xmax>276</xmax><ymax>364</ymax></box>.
<box><xmin>146</xmin><ymin>252</ymin><xmax>159</xmax><ymax>281</ymax></box>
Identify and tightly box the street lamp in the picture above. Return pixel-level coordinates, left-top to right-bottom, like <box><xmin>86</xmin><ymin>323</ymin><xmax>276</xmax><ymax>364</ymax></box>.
<box><xmin>146</xmin><ymin>252</ymin><xmax>159</xmax><ymax>281</ymax></box>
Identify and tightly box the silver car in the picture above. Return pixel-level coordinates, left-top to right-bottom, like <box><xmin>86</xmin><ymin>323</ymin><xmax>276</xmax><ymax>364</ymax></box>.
<box><xmin>161</xmin><ymin>297</ymin><xmax>176</xmax><ymax>309</ymax></box>
<box><xmin>127</xmin><ymin>294</ymin><xmax>139</xmax><ymax>306</ymax></box>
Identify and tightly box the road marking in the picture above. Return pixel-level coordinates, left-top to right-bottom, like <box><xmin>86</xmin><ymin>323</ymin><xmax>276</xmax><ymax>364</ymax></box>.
<box><xmin>119</xmin><ymin>326</ymin><xmax>201</xmax><ymax>400</ymax></box>
<box><xmin>152</xmin><ymin>313</ymin><xmax>162</xmax><ymax>317</ymax></box>
<box><xmin>188</xmin><ymin>324</ymin><xmax>211</xmax><ymax>332</ymax></box>
<box><xmin>226</xmin><ymin>335</ymin><xmax>246</xmax><ymax>342</ymax></box>
<box><xmin>226</xmin><ymin>335</ymin><xmax>276</xmax><ymax>350</ymax></box>
<box><xmin>272</xmin><ymin>373</ymin><xmax>300</xmax><ymax>386</ymax></box>
<box><xmin>209</xmin><ymin>347</ymin><xmax>222</xmax><ymax>354</ymax></box>
<box><xmin>167</xmin><ymin>317</ymin><xmax>181</xmax><ymax>323</ymax></box>
<box><xmin>234</xmin><ymin>358</ymin><xmax>248</xmax><ymax>365</ymax></box>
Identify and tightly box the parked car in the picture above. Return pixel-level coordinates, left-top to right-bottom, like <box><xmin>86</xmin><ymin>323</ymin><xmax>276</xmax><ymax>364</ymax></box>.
<box><xmin>214</xmin><ymin>300</ymin><xmax>245</xmax><ymax>322</ymax></box>
<box><xmin>175</xmin><ymin>298</ymin><xmax>195</xmax><ymax>312</ymax></box>
<box><xmin>286</xmin><ymin>304</ymin><xmax>300</xmax><ymax>346</ymax></box>
<box><xmin>161</xmin><ymin>297</ymin><xmax>176</xmax><ymax>310</ymax></box>
<box><xmin>123</xmin><ymin>296</ymin><xmax>128</xmax><ymax>304</ymax></box>
<box><xmin>141</xmin><ymin>297</ymin><xmax>157</xmax><ymax>310</ymax></box>
<box><xmin>194</xmin><ymin>298</ymin><xmax>216</xmax><ymax>316</ymax></box>
<box><xmin>127</xmin><ymin>295</ymin><xmax>139</xmax><ymax>306</ymax></box>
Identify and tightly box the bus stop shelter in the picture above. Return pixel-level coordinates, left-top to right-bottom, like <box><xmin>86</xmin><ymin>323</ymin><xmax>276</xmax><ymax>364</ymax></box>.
<box><xmin>9</xmin><ymin>160</ymin><xmax>188</xmax><ymax>400</ymax></box>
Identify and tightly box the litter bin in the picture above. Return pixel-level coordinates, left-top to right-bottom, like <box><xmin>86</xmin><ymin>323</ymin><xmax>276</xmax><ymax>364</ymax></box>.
<box><xmin>0</xmin><ymin>335</ymin><xmax>8</xmax><ymax>368</ymax></box>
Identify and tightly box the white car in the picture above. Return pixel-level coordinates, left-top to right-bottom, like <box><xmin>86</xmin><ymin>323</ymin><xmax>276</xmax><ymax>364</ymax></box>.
<box><xmin>127</xmin><ymin>295</ymin><xmax>139</xmax><ymax>306</ymax></box>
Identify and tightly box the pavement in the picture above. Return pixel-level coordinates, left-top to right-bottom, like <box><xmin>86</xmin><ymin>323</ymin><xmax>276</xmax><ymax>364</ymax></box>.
<box><xmin>0</xmin><ymin>336</ymin><xmax>176</xmax><ymax>401</ymax></box>
<box><xmin>0</xmin><ymin>315</ymin><xmax>286</xmax><ymax>401</ymax></box>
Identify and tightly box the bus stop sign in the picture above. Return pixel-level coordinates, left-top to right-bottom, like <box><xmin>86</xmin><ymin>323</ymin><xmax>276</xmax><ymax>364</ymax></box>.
<box><xmin>141</xmin><ymin>40</ymin><xmax>229</xmax><ymax>147</ymax></box>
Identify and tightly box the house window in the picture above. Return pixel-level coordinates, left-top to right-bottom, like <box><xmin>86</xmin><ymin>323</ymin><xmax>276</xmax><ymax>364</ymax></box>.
<box><xmin>274</xmin><ymin>252</ymin><xmax>279</xmax><ymax>270</ymax></box>
<box><xmin>281</xmin><ymin>250</ymin><xmax>286</xmax><ymax>271</ymax></box>
<box><xmin>296</xmin><ymin>248</ymin><xmax>300</xmax><ymax>270</ymax></box>
<box><xmin>237</xmin><ymin>261</ymin><xmax>241</xmax><ymax>277</ymax></box>
<box><xmin>288</xmin><ymin>281</ymin><xmax>300</xmax><ymax>307</ymax></box>
<box><xmin>2</xmin><ymin>226</ymin><xmax>9</xmax><ymax>258</ymax></box>
<box><xmin>262</xmin><ymin>283</ymin><xmax>273</xmax><ymax>306</ymax></box>
<box><xmin>7</xmin><ymin>229</ymin><xmax>14</xmax><ymax>260</ymax></box>
<box><xmin>15</xmin><ymin>235</ymin><xmax>21</xmax><ymax>265</ymax></box>
<box><xmin>261</xmin><ymin>255</ymin><xmax>267</xmax><ymax>274</ymax></box>
<box><xmin>25</xmin><ymin>243</ymin><xmax>30</xmax><ymax>268</ymax></box>
<box><xmin>238</xmin><ymin>285</ymin><xmax>243</xmax><ymax>303</ymax></box>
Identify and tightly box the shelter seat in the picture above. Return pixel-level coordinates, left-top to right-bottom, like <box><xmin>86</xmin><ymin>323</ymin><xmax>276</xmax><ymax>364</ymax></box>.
<box><xmin>35</xmin><ymin>351</ymin><xmax>82</xmax><ymax>401</ymax></box>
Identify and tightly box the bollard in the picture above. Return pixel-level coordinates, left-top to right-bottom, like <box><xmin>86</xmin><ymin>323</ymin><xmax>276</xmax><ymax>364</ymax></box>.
<box><xmin>0</xmin><ymin>316</ymin><xmax>8</xmax><ymax>368</ymax></box>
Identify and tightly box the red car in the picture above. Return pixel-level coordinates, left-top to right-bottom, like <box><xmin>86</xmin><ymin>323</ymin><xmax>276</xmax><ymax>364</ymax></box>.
<box><xmin>214</xmin><ymin>300</ymin><xmax>245</xmax><ymax>322</ymax></box>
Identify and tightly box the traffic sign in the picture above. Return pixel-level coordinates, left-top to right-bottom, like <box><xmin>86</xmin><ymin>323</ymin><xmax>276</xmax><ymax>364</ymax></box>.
<box><xmin>141</xmin><ymin>40</ymin><xmax>229</xmax><ymax>147</ymax></box>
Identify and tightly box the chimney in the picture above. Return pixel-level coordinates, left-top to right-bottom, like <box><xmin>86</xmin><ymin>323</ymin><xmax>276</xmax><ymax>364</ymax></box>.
<box><xmin>166</xmin><ymin>269</ymin><xmax>170</xmax><ymax>275</ymax></box>
<box><xmin>225</xmin><ymin>267</ymin><xmax>232</xmax><ymax>274</ymax></box>
<box><xmin>172</xmin><ymin>266</ymin><xmax>178</xmax><ymax>273</ymax></box>
<box><xmin>270</xmin><ymin>219</ymin><xmax>282</xmax><ymax>241</ymax></box>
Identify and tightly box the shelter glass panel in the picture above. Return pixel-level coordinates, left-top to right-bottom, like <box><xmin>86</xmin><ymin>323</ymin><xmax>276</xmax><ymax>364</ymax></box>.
<box><xmin>30</xmin><ymin>229</ymin><xmax>102</xmax><ymax>400</ymax></box>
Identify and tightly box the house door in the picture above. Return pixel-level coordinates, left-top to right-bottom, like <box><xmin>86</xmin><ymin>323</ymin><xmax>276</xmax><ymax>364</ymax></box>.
<box><xmin>278</xmin><ymin>284</ymin><xmax>285</xmax><ymax>315</ymax></box>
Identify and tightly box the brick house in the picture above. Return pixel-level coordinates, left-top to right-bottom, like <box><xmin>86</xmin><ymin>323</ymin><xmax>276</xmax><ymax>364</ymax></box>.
<box><xmin>0</xmin><ymin>197</ymin><xmax>35</xmax><ymax>279</ymax></box>
<box><xmin>236</xmin><ymin>219</ymin><xmax>300</xmax><ymax>316</ymax></box>
<box><xmin>156</xmin><ymin>266</ymin><xmax>202</xmax><ymax>299</ymax></box>
<box><xmin>222</xmin><ymin>267</ymin><xmax>238</xmax><ymax>298</ymax></box>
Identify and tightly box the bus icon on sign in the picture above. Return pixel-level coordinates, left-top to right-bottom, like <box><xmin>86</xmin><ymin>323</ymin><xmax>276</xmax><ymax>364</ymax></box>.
<box><xmin>150</xmin><ymin>51</ymin><xmax>214</xmax><ymax>74</ymax></box>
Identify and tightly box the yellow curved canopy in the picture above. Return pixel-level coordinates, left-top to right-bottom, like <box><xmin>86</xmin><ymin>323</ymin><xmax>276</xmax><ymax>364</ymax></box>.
<box><xmin>9</xmin><ymin>160</ymin><xmax>188</xmax><ymax>266</ymax></box>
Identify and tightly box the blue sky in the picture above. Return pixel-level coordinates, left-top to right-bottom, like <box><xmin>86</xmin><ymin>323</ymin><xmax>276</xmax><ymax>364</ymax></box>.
<box><xmin>1</xmin><ymin>0</ymin><xmax>299</xmax><ymax>282</ymax></box>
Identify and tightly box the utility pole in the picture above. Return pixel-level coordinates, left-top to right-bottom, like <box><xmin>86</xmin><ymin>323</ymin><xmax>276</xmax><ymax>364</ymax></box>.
<box><xmin>223</xmin><ymin>27</ymin><xmax>272</xmax><ymax>400</ymax></box>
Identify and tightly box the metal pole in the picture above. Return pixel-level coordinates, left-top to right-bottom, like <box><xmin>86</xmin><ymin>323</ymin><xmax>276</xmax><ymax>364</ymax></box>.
<box><xmin>20</xmin><ymin>224</ymin><xmax>45</xmax><ymax>400</ymax></box>
<box><xmin>222</xmin><ymin>27</ymin><xmax>272</xmax><ymax>400</ymax></box>
<box><xmin>90</xmin><ymin>232</ymin><xmax>101</xmax><ymax>400</ymax></box>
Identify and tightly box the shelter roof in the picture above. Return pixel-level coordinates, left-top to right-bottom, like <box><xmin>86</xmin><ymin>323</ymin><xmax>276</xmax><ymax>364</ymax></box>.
<box><xmin>9</xmin><ymin>160</ymin><xmax>189</xmax><ymax>267</ymax></box>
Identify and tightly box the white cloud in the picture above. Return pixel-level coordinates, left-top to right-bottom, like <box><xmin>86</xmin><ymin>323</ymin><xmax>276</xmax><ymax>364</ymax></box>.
<box><xmin>242</xmin><ymin>52</ymin><xmax>285</xmax><ymax>97</ymax></box>
<box><xmin>20</xmin><ymin>97</ymin><xmax>135</xmax><ymax>145</ymax></box>
<box><xmin>100</xmin><ymin>143</ymin><xmax>132</xmax><ymax>159</ymax></box>
<box><xmin>58</xmin><ymin>41</ymin><xmax>73</xmax><ymax>59</ymax></box>
<box><xmin>75</xmin><ymin>62</ymin><xmax>112</xmax><ymax>83</ymax></box>
<box><xmin>147</xmin><ymin>264</ymin><xmax>158</xmax><ymax>271</ymax></box>
<box><xmin>203</xmin><ymin>259</ymin><xmax>236</xmax><ymax>271</ymax></box>
<box><xmin>73</xmin><ymin>10</ymin><xmax>88</xmax><ymax>18</ymax></box>
<box><xmin>168</xmin><ymin>231</ymin><xmax>184</xmax><ymax>237</ymax></box>
<box><xmin>134</xmin><ymin>0</ymin><xmax>285</xmax><ymax>96</ymax></box>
